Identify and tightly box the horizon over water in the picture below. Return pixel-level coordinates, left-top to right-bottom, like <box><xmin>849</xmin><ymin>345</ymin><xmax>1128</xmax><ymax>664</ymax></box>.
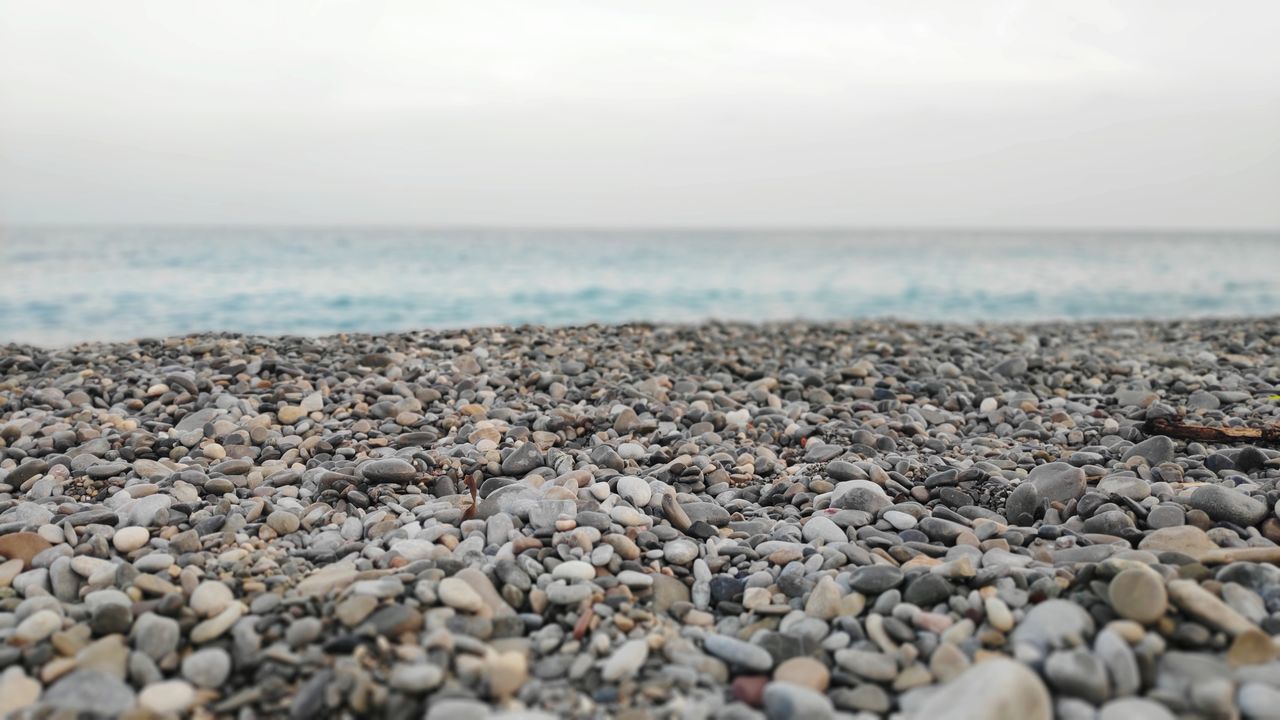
<box><xmin>2</xmin><ymin>226</ymin><xmax>1279</xmax><ymax>347</ymax></box>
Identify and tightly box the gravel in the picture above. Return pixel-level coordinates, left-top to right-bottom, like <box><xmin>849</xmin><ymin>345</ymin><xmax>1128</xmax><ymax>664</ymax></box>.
<box><xmin>1</xmin><ymin>318</ymin><xmax>1279</xmax><ymax>717</ymax></box>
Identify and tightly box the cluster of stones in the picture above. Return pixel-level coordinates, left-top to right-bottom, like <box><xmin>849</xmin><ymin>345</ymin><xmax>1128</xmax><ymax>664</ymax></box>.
<box><xmin>0</xmin><ymin>318</ymin><xmax>1279</xmax><ymax>719</ymax></box>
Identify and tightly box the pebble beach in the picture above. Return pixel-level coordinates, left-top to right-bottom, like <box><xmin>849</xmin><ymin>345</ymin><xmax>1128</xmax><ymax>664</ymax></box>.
<box><xmin>2</xmin><ymin>318</ymin><xmax>1280</xmax><ymax>719</ymax></box>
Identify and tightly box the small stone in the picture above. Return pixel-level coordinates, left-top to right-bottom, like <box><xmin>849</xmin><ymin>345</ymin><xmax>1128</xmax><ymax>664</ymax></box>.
<box><xmin>1188</xmin><ymin>484</ymin><xmax>1268</xmax><ymax>527</ymax></box>
<box><xmin>835</xmin><ymin>649</ymin><xmax>897</xmax><ymax>681</ymax></box>
<box><xmin>389</xmin><ymin>663</ymin><xmax>444</xmax><ymax>693</ymax></box>
<box><xmin>1098</xmin><ymin>698</ymin><xmax>1176</xmax><ymax>720</ymax></box>
<box><xmin>277</xmin><ymin>405</ymin><xmax>306</xmax><ymax>424</ymax></box>
<box><xmin>190</xmin><ymin>580</ymin><xmax>234</xmax><ymax>617</ymax></box>
<box><xmin>266</xmin><ymin>510</ymin><xmax>301</xmax><ymax>535</ymax></box>
<box><xmin>182</xmin><ymin>647</ymin><xmax>232</xmax><ymax>688</ymax></box>
<box><xmin>0</xmin><ymin>532</ymin><xmax>53</xmax><ymax>568</ymax></box>
<box><xmin>1011</xmin><ymin>599</ymin><xmax>1095</xmax><ymax>651</ymax></box>
<box><xmin>1108</xmin><ymin>568</ymin><xmax>1168</xmax><ymax>624</ymax></box>
<box><xmin>1227</xmin><ymin>629</ymin><xmax>1278</xmax><ymax>666</ymax></box>
<box><xmin>112</xmin><ymin>526</ymin><xmax>150</xmax><ymax>553</ymax></box>
<box><xmin>774</xmin><ymin>656</ymin><xmax>830</xmax><ymax>691</ymax></box>
<box><xmin>13</xmin><ymin>609</ymin><xmax>61</xmax><ymax>645</ymax></box>
<box><xmin>762</xmin><ymin>682</ymin><xmax>835</xmax><ymax>720</ymax></box>
<box><xmin>360</xmin><ymin>457</ymin><xmax>417</xmax><ymax>484</ymax></box>
<box><xmin>132</xmin><ymin>612</ymin><xmax>181</xmax><ymax>660</ymax></box>
<box><xmin>664</xmin><ymin>539</ymin><xmax>699</xmax><ymax>565</ymax></box>
<box><xmin>501</xmin><ymin>443</ymin><xmax>543</xmax><ymax>475</ymax></box>
<box><xmin>439</xmin><ymin>577</ymin><xmax>485</xmax><ymax>613</ymax></box>
<box><xmin>336</xmin><ymin>595</ymin><xmax>379</xmax><ymax>627</ymax></box>
<box><xmin>1122</xmin><ymin>436</ymin><xmax>1176</xmax><ymax>465</ymax></box>
<box><xmin>802</xmin><ymin>516</ymin><xmax>846</xmax><ymax>544</ymax></box>
<box><xmin>913</xmin><ymin>658</ymin><xmax>1052</xmax><ymax>720</ymax></box>
<box><xmin>850</xmin><ymin>565</ymin><xmax>904</xmax><ymax>594</ymax></box>
<box><xmin>43</xmin><ymin>670</ymin><xmax>136</xmax><ymax>716</ymax></box>
<box><xmin>487</xmin><ymin>650</ymin><xmax>528</xmax><ymax>700</ymax></box>
<box><xmin>1027</xmin><ymin>462</ymin><xmax>1087</xmax><ymax>503</ymax></box>
<box><xmin>138</xmin><ymin>680</ymin><xmax>197</xmax><ymax>714</ymax></box>
<box><xmin>1167</xmin><ymin>579</ymin><xmax>1255</xmax><ymax>636</ymax></box>
<box><xmin>704</xmin><ymin>634</ymin><xmax>774</xmax><ymax>672</ymax></box>
<box><xmin>0</xmin><ymin>667</ymin><xmax>41</xmax><ymax>715</ymax></box>
<box><xmin>602</xmin><ymin>639</ymin><xmax>649</xmax><ymax>681</ymax></box>
<box><xmin>1138</xmin><ymin>525</ymin><xmax>1217</xmax><ymax>559</ymax></box>
<box><xmin>1045</xmin><ymin>649</ymin><xmax>1111</xmax><ymax>705</ymax></box>
<box><xmin>616</xmin><ymin>476</ymin><xmax>652</xmax><ymax>506</ymax></box>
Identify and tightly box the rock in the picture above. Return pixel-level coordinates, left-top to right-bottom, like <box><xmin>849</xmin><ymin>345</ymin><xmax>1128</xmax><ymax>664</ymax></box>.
<box><xmin>1122</xmin><ymin>436</ymin><xmax>1175</xmax><ymax>465</ymax></box>
<box><xmin>762</xmin><ymin>682</ymin><xmax>835</xmax><ymax>720</ymax></box>
<box><xmin>1188</xmin><ymin>484</ymin><xmax>1268</xmax><ymax>527</ymax></box>
<box><xmin>1044</xmin><ymin>649</ymin><xmax>1111</xmax><ymax>704</ymax></box>
<box><xmin>360</xmin><ymin>457</ymin><xmax>417</xmax><ymax>484</ymax></box>
<box><xmin>138</xmin><ymin>680</ymin><xmax>197</xmax><ymax>714</ymax></box>
<box><xmin>1098</xmin><ymin>698</ymin><xmax>1176</xmax><ymax>720</ymax></box>
<box><xmin>501</xmin><ymin>443</ymin><xmax>543</xmax><ymax>475</ymax></box>
<box><xmin>389</xmin><ymin>663</ymin><xmax>444</xmax><ymax>693</ymax></box>
<box><xmin>802</xmin><ymin>516</ymin><xmax>846</xmax><ymax>544</ymax></box>
<box><xmin>652</xmin><ymin>574</ymin><xmax>690</xmax><ymax>613</ymax></box>
<box><xmin>132</xmin><ymin>612</ymin><xmax>181</xmax><ymax>660</ymax></box>
<box><xmin>13</xmin><ymin>609</ymin><xmax>61</xmax><ymax>645</ymax></box>
<box><xmin>774</xmin><ymin>656</ymin><xmax>830</xmax><ymax>692</ymax></box>
<box><xmin>835</xmin><ymin>649</ymin><xmax>897</xmax><ymax>681</ymax></box>
<box><xmin>1094</xmin><ymin>629</ymin><xmax>1139</xmax><ymax>697</ymax></box>
<box><xmin>182</xmin><ymin>647</ymin><xmax>232</xmax><ymax>688</ymax></box>
<box><xmin>266</xmin><ymin>510</ymin><xmax>301</xmax><ymax>535</ymax></box>
<box><xmin>0</xmin><ymin>667</ymin><xmax>41</xmax><ymax>715</ymax></box>
<box><xmin>602</xmin><ymin>639</ymin><xmax>649</xmax><ymax>681</ymax></box>
<box><xmin>487</xmin><ymin>650</ymin><xmax>528</xmax><ymax>699</ymax></box>
<box><xmin>0</xmin><ymin>532</ymin><xmax>53</xmax><ymax>568</ymax></box>
<box><xmin>1227</xmin><ymin>629</ymin><xmax>1277</xmax><ymax>666</ymax></box>
<box><xmin>1005</xmin><ymin>483</ymin><xmax>1041</xmax><ymax>525</ymax></box>
<box><xmin>190</xmin><ymin>580</ymin><xmax>234</xmax><ymax>617</ymax></box>
<box><xmin>832</xmin><ymin>481</ymin><xmax>891</xmax><ymax>514</ymax></box>
<box><xmin>1011</xmin><ymin>599</ymin><xmax>1095</xmax><ymax>651</ymax></box>
<box><xmin>1167</xmin><ymin>579</ymin><xmax>1255</xmax><ymax>636</ymax></box>
<box><xmin>850</xmin><ymin>565</ymin><xmax>904</xmax><ymax>594</ymax></box>
<box><xmin>439</xmin><ymin>577</ymin><xmax>485</xmax><ymax>613</ymax></box>
<box><xmin>1138</xmin><ymin>525</ymin><xmax>1218</xmax><ymax>559</ymax></box>
<box><xmin>112</xmin><ymin>526</ymin><xmax>150</xmax><ymax>553</ymax></box>
<box><xmin>704</xmin><ymin>634</ymin><xmax>774</xmax><ymax>672</ymax></box>
<box><xmin>1027</xmin><ymin>462</ymin><xmax>1087</xmax><ymax>503</ymax></box>
<box><xmin>43</xmin><ymin>670</ymin><xmax>136</xmax><ymax>716</ymax></box>
<box><xmin>1239</xmin><ymin>682</ymin><xmax>1280</xmax><ymax>719</ymax></box>
<box><xmin>1108</xmin><ymin>568</ymin><xmax>1168</xmax><ymax>624</ymax></box>
<box><xmin>616</xmin><ymin>476</ymin><xmax>652</xmax><ymax>506</ymax></box>
<box><xmin>911</xmin><ymin>658</ymin><xmax>1052</xmax><ymax>720</ymax></box>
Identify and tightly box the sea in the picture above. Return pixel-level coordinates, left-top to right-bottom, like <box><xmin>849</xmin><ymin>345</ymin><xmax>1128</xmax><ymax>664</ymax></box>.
<box><xmin>2</xmin><ymin>227</ymin><xmax>1278</xmax><ymax>347</ymax></box>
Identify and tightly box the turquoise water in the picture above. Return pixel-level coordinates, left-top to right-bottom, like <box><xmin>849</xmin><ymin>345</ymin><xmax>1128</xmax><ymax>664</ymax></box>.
<box><xmin>2</xmin><ymin>227</ymin><xmax>1278</xmax><ymax>346</ymax></box>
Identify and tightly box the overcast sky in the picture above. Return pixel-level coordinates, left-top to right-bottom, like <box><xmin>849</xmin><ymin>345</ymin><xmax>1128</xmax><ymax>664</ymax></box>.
<box><xmin>1</xmin><ymin>1</ymin><xmax>1277</xmax><ymax>229</ymax></box>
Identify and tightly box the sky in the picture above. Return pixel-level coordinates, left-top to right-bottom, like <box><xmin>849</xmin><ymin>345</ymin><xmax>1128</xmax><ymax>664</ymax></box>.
<box><xmin>1</xmin><ymin>0</ymin><xmax>1278</xmax><ymax>229</ymax></box>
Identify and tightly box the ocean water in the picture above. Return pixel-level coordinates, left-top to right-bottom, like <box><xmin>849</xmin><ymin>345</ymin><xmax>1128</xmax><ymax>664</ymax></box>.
<box><xmin>2</xmin><ymin>227</ymin><xmax>1278</xmax><ymax>346</ymax></box>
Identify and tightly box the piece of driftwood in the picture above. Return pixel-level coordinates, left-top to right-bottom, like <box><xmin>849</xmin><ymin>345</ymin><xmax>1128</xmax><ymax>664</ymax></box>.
<box><xmin>1144</xmin><ymin>417</ymin><xmax>1280</xmax><ymax>444</ymax></box>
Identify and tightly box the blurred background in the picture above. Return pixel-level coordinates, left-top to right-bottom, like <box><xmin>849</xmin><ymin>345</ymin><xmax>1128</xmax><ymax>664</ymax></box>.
<box><xmin>2</xmin><ymin>1</ymin><xmax>1278</xmax><ymax>345</ymax></box>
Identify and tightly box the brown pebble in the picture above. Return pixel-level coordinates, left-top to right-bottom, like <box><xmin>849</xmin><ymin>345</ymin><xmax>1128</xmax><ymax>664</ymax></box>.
<box><xmin>0</xmin><ymin>532</ymin><xmax>52</xmax><ymax>569</ymax></box>
<box><xmin>731</xmin><ymin>675</ymin><xmax>768</xmax><ymax>707</ymax></box>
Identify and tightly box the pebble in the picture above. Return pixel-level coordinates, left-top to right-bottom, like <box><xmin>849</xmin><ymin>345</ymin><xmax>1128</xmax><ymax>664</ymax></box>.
<box><xmin>1108</xmin><ymin>568</ymin><xmax>1168</xmax><ymax>624</ymax></box>
<box><xmin>704</xmin><ymin>634</ymin><xmax>774</xmax><ymax>672</ymax></box>
<box><xmin>138</xmin><ymin>680</ymin><xmax>197</xmax><ymax>714</ymax></box>
<box><xmin>602</xmin><ymin>638</ymin><xmax>649</xmax><ymax>681</ymax></box>
<box><xmin>111</xmin><ymin>526</ymin><xmax>150</xmax><ymax>553</ymax></box>
<box><xmin>189</xmin><ymin>580</ymin><xmax>234</xmax><ymax>617</ymax></box>
<box><xmin>1</xmin><ymin>318</ymin><xmax>1279</xmax><ymax>718</ymax></box>
<box><xmin>181</xmin><ymin>647</ymin><xmax>232</xmax><ymax>688</ymax></box>
<box><xmin>915</xmin><ymin>658</ymin><xmax>1052</xmax><ymax>720</ymax></box>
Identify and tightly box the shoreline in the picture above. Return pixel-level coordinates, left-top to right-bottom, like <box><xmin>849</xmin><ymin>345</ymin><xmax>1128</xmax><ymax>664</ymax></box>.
<box><xmin>6</xmin><ymin>313</ymin><xmax>1280</xmax><ymax>352</ymax></box>
<box><xmin>2</xmin><ymin>319</ymin><xmax>1280</xmax><ymax>717</ymax></box>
